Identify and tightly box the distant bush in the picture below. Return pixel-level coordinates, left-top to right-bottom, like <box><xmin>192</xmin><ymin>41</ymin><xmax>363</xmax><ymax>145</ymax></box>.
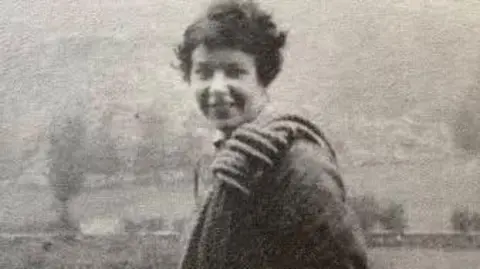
<box><xmin>124</xmin><ymin>217</ymin><xmax>166</xmax><ymax>233</ymax></box>
<box><xmin>472</xmin><ymin>212</ymin><xmax>480</xmax><ymax>231</ymax></box>
<box><xmin>348</xmin><ymin>194</ymin><xmax>382</xmax><ymax>232</ymax></box>
<box><xmin>379</xmin><ymin>201</ymin><xmax>408</xmax><ymax>234</ymax></box>
<box><xmin>451</xmin><ymin>208</ymin><xmax>472</xmax><ymax>233</ymax></box>
<box><xmin>349</xmin><ymin>195</ymin><xmax>408</xmax><ymax>234</ymax></box>
<box><xmin>451</xmin><ymin>207</ymin><xmax>480</xmax><ymax>233</ymax></box>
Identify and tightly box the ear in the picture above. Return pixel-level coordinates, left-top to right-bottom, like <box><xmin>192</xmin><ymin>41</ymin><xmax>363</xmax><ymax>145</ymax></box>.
<box><xmin>169</xmin><ymin>60</ymin><xmax>191</xmax><ymax>83</ymax></box>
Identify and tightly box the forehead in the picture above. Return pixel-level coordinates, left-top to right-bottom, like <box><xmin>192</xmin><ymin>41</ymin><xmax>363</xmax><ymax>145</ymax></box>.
<box><xmin>191</xmin><ymin>44</ymin><xmax>255</xmax><ymax>67</ymax></box>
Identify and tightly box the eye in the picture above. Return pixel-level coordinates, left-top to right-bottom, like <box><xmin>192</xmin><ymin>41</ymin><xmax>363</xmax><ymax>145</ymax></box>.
<box><xmin>194</xmin><ymin>66</ymin><xmax>213</xmax><ymax>80</ymax></box>
<box><xmin>225</xmin><ymin>66</ymin><xmax>247</xmax><ymax>79</ymax></box>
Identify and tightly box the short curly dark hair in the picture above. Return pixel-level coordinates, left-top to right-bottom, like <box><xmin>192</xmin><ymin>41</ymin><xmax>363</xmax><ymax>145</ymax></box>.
<box><xmin>174</xmin><ymin>0</ymin><xmax>287</xmax><ymax>87</ymax></box>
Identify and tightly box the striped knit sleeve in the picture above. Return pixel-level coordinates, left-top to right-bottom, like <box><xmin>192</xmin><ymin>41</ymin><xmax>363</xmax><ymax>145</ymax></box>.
<box><xmin>210</xmin><ymin>114</ymin><xmax>337</xmax><ymax>194</ymax></box>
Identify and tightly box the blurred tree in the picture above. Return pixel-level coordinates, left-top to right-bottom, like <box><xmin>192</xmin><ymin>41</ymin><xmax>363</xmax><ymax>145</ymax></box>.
<box><xmin>133</xmin><ymin>104</ymin><xmax>167</xmax><ymax>180</ymax></box>
<box><xmin>451</xmin><ymin>207</ymin><xmax>472</xmax><ymax>233</ymax></box>
<box><xmin>379</xmin><ymin>201</ymin><xmax>408</xmax><ymax>235</ymax></box>
<box><xmin>452</xmin><ymin>87</ymin><xmax>480</xmax><ymax>156</ymax></box>
<box><xmin>451</xmin><ymin>207</ymin><xmax>480</xmax><ymax>233</ymax></box>
<box><xmin>87</xmin><ymin>109</ymin><xmax>121</xmax><ymax>179</ymax></box>
<box><xmin>471</xmin><ymin>212</ymin><xmax>480</xmax><ymax>232</ymax></box>
<box><xmin>46</xmin><ymin>111</ymin><xmax>87</xmax><ymax>234</ymax></box>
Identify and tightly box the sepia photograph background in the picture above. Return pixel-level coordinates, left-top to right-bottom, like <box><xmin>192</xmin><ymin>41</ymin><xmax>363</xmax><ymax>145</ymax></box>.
<box><xmin>1</xmin><ymin>0</ymin><xmax>479</xmax><ymax>268</ymax></box>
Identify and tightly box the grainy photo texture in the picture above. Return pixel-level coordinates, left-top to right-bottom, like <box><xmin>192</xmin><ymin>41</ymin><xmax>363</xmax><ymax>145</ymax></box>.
<box><xmin>1</xmin><ymin>0</ymin><xmax>479</xmax><ymax>268</ymax></box>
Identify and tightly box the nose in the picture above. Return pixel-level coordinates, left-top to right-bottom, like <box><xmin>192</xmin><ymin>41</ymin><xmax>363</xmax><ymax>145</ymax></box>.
<box><xmin>208</xmin><ymin>71</ymin><xmax>232</xmax><ymax>104</ymax></box>
<box><xmin>210</xmin><ymin>71</ymin><xmax>229</xmax><ymax>94</ymax></box>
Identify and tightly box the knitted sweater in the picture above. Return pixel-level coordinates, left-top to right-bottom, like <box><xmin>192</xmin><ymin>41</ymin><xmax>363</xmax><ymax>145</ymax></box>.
<box><xmin>179</xmin><ymin>107</ymin><xmax>369</xmax><ymax>269</ymax></box>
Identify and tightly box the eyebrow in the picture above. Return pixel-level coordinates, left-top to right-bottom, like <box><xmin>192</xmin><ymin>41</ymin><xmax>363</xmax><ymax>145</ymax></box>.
<box><xmin>195</xmin><ymin>62</ymin><xmax>211</xmax><ymax>68</ymax></box>
<box><xmin>195</xmin><ymin>61</ymin><xmax>244</xmax><ymax>70</ymax></box>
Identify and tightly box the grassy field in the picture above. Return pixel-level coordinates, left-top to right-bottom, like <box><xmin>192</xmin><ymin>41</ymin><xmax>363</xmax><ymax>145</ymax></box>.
<box><xmin>370</xmin><ymin>248</ymin><xmax>480</xmax><ymax>269</ymax></box>
<box><xmin>1</xmin><ymin>235</ymin><xmax>479</xmax><ymax>269</ymax></box>
<box><xmin>0</xmin><ymin>234</ymin><xmax>181</xmax><ymax>269</ymax></box>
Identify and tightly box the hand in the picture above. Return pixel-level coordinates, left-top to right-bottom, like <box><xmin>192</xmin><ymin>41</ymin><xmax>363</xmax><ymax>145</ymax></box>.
<box><xmin>210</xmin><ymin>121</ymin><xmax>292</xmax><ymax>194</ymax></box>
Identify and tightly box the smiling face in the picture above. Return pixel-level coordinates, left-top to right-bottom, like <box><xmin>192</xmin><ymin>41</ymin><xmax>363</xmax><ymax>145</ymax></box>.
<box><xmin>190</xmin><ymin>44</ymin><xmax>268</xmax><ymax>133</ymax></box>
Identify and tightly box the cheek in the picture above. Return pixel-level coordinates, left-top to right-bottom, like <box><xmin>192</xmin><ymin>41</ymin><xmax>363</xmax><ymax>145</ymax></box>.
<box><xmin>193</xmin><ymin>87</ymin><xmax>209</xmax><ymax>114</ymax></box>
<box><xmin>242</xmin><ymin>82</ymin><xmax>265</xmax><ymax>103</ymax></box>
<box><xmin>191</xmin><ymin>80</ymin><xmax>207</xmax><ymax>100</ymax></box>
<box><xmin>195</xmin><ymin>89</ymin><xmax>207</xmax><ymax>107</ymax></box>
<box><xmin>194</xmin><ymin>87</ymin><xmax>204</xmax><ymax>100</ymax></box>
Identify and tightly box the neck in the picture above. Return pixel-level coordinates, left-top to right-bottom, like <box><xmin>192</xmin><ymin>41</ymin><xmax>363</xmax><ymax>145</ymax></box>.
<box><xmin>219</xmin><ymin>127</ymin><xmax>234</xmax><ymax>139</ymax></box>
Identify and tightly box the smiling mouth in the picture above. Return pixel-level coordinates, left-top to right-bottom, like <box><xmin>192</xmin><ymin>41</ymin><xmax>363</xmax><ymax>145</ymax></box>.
<box><xmin>206</xmin><ymin>102</ymin><xmax>238</xmax><ymax>120</ymax></box>
<box><xmin>208</xmin><ymin>102</ymin><xmax>236</xmax><ymax>108</ymax></box>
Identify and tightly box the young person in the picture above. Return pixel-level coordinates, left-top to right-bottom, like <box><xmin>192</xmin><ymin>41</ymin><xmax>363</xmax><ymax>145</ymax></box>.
<box><xmin>174</xmin><ymin>1</ymin><xmax>370</xmax><ymax>268</ymax></box>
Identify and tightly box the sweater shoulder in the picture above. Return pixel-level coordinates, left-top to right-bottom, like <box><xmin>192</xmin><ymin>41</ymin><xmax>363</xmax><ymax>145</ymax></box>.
<box><xmin>288</xmin><ymin>140</ymin><xmax>337</xmax><ymax>171</ymax></box>
<box><xmin>277</xmin><ymin>140</ymin><xmax>345</xmax><ymax>199</ymax></box>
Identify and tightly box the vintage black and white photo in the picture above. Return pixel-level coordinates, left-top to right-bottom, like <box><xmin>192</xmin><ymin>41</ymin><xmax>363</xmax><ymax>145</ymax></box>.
<box><xmin>1</xmin><ymin>0</ymin><xmax>479</xmax><ymax>268</ymax></box>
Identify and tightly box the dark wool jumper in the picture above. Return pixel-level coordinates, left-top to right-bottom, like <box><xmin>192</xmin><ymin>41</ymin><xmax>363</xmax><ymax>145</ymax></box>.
<box><xmin>179</xmin><ymin>109</ymin><xmax>370</xmax><ymax>269</ymax></box>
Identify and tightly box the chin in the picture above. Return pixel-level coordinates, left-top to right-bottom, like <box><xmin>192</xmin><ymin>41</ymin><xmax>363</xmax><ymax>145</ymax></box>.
<box><xmin>212</xmin><ymin>117</ymin><xmax>246</xmax><ymax>131</ymax></box>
